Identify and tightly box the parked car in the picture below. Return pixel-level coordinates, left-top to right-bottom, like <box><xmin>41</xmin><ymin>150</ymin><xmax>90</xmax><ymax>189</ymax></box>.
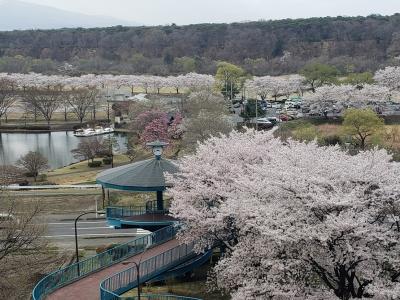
<box><xmin>256</xmin><ymin>118</ymin><xmax>273</xmax><ymax>129</ymax></box>
<box><xmin>279</xmin><ymin>114</ymin><xmax>295</xmax><ymax>121</ymax></box>
<box><xmin>267</xmin><ymin>117</ymin><xmax>279</xmax><ymax>125</ymax></box>
<box><xmin>256</xmin><ymin>118</ymin><xmax>272</xmax><ymax>125</ymax></box>
<box><xmin>284</xmin><ymin>101</ymin><xmax>296</xmax><ymax>110</ymax></box>
<box><xmin>271</xmin><ymin>103</ymin><xmax>282</xmax><ymax>109</ymax></box>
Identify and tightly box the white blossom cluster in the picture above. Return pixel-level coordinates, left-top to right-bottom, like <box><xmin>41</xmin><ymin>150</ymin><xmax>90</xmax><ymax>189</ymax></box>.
<box><xmin>0</xmin><ymin>72</ymin><xmax>215</xmax><ymax>91</ymax></box>
<box><xmin>168</xmin><ymin>129</ymin><xmax>400</xmax><ymax>299</ymax></box>
<box><xmin>303</xmin><ymin>84</ymin><xmax>394</xmax><ymax>114</ymax></box>
<box><xmin>245</xmin><ymin>75</ymin><xmax>305</xmax><ymax>100</ymax></box>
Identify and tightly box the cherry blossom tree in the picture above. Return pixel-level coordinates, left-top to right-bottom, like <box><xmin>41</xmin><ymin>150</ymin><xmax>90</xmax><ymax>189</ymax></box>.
<box><xmin>140</xmin><ymin>116</ymin><xmax>169</xmax><ymax>145</ymax></box>
<box><xmin>168</xmin><ymin>129</ymin><xmax>400</xmax><ymax>300</ymax></box>
<box><xmin>374</xmin><ymin>66</ymin><xmax>400</xmax><ymax>91</ymax></box>
<box><xmin>246</xmin><ymin>75</ymin><xmax>304</xmax><ymax>101</ymax></box>
<box><xmin>303</xmin><ymin>85</ymin><xmax>354</xmax><ymax>116</ymax></box>
<box><xmin>0</xmin><ymin>78</ymin><xmax>18</xmax><ymax>123</ymax></box>
<box><xmin>0</xmin><ymin>72</ymin><xmax>217</xmax><ymax>96</ymax></box>
<box><xmin>139</xmin><ymin>112</ymin><xmax>183</xmax><ymax>146</ymax></box>
<box><xmin>131</xmin><ymin>110</ymin><xmax>168</xmax><ymax>133</ymax></box>
<box><xmin>303</xmin><ymin>84</ymin><xmax>393</xmax><ymax>117</ymax></box>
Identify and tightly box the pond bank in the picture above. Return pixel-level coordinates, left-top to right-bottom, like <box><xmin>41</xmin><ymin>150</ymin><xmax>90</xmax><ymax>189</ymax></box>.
<box><xmin>0</xmin><ymin>120</ymin><xmax>109</xmax><ymax>133</ymax></box>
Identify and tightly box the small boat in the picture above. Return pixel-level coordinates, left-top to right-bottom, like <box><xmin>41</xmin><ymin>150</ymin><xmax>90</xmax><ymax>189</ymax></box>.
<box><xmin>74</xmin><ymin>126</ymin><xmax>114</xmax><ymax>137</ymax></box>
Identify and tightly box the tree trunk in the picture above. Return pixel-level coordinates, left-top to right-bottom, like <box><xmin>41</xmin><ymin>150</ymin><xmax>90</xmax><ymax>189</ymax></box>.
<box><xmin>360</xmin><ymin>136</ymin><xmax>366</xmax><ymax>150</ymax></box>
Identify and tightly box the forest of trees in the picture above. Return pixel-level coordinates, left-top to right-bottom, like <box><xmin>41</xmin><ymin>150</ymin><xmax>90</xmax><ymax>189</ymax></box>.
<box><xmin>1</xmin><ymin>14</ymin><xmax>400</xmax><ymax>75</ymax></box>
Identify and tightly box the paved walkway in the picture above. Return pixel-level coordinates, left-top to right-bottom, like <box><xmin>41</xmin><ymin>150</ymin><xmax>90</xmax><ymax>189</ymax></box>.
<box><xmin>5</xmin><ymin>184</ymin><xmax>101</xmax><ymax>190</ymax></box>
<box><xmin>46</xmin><ymin>238</ymin><xmax>180</xmax><ymax>300</ymax></box>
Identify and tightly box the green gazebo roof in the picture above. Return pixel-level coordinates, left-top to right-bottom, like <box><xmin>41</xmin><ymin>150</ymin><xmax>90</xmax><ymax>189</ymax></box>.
<box><xmin>96</xmin><ymin>158</ymin><xmax>178</xmax><ymax>191</ymax></box>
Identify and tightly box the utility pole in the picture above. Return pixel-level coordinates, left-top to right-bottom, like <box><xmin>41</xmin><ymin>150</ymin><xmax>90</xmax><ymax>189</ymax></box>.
<box><xmin>255</xmin><ymin>98</ymin><xmax>258</xmax><ymax>131</ymax></box>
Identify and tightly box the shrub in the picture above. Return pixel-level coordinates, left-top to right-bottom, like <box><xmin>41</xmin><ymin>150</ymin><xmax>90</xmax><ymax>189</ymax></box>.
<box><xmin>37</xmin><ymin>174</ymin><xmax>47</xmax><ymax>182</ymax></box>
<box><xmin>102</xmin><ymin>157</ymin><xmax>113</xmax><ymax>165</ymax></box>
<box><xmin>321</xmin><ymin>135</ymin><xmax>342</xmax><ymax>146</ymax></box>
<box><xmin>292</xmin><ymin>124</ymin><xmax>319</xmax><ymax>142</ymax></box>
<box><xmin>88</xmin><ymin>161</ymin><xmax>102</xmax><ymax>168</ymax></box>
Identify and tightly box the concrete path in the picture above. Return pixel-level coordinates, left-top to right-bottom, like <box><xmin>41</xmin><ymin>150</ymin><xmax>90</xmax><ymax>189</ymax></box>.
<box><xmin>5</xmin><ymin>184</ymin><xmax>101</xmax><ymax>190</ymax></box>
<box><xmin>46</xmin><ymin>238</ymin><xmax>180</xmax><ymax>300</ymax></box>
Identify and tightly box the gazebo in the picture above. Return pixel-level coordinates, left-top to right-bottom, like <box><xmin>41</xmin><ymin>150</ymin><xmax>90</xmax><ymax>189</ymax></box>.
<box><xmin>96</xmin><ymin>140</ymin><xmax>179</xmax><ymax>229</ymax></box>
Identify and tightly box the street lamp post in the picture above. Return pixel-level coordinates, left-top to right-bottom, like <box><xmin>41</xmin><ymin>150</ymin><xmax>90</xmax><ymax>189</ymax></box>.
<box><xmin>255</xmin><ymin>98</ymin><xmax>258</xmax><ymax>131</ymax></box>
<box><xmin>126</xmin><ymin>244</ymin><xmax>150</xmax><ymax>300</ymax></box>
<box><xmin>74</xmin><ymin>211</ymin><xmax>97</xmax><ymax>276</ymax></box>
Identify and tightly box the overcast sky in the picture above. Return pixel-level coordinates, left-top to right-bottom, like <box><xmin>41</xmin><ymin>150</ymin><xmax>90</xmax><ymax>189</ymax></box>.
<box><xmin>23</xmin><ymin>0</ymin><xmax>400</xmax><ymax>25</ymax></box>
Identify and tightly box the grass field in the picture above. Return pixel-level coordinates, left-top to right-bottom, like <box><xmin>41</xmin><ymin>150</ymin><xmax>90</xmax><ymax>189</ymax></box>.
<box><xmin>46</xmin><ymin>154</ymin><xmax>133</xmax><ymax>185</ymax></box>
<box><xmin>4</xmin><ymin>110</ymin><xmax>109</xmax><ymax>125</ymax></box>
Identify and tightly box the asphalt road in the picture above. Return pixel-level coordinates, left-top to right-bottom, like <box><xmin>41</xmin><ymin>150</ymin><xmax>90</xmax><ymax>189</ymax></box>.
<box><xmin>41</xmin><ymin>216</ymin><xmax>150</xmax><ymax>250</ymax></box>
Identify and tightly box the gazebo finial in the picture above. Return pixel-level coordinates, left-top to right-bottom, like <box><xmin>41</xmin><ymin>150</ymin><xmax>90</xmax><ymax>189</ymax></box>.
<box><xmin>146</xmin><ymin>140</ymin><xmax>169</xmax><ymax>160</ymax></box>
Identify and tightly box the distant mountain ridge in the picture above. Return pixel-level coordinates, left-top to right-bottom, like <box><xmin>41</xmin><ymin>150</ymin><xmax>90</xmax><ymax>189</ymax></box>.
<box><xmin>0</xmin><ymin>14</ymin><xmax>399</xmax><ymax>76</ymax></box>
<box><xmin>0</xmin><ymin>0</ymin><xmax>139</xmax><ymax>30</ymax></box>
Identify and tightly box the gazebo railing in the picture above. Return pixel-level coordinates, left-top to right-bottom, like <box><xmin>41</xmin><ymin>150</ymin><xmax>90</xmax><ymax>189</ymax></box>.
<box><xmin>100</xmin><ymin>242</ymin><xmax>199</xmax><ymax>300</ymax></box>
<box><xmin>146</xmin><ymin>199</ymin><xmax>170</xmax><ymax>213</ymax></box>
<box><xmin>107</xmin><ymin>202</ymin><xmax>170</xmax><ymax>220</ymax></box>
<box><xmin>32</xmin><ymin>225</ymin><xmax>178</xmax><ymax>300</ymax></box>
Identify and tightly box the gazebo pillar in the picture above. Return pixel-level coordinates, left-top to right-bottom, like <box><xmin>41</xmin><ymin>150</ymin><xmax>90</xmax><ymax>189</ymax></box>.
<box><xmin>157</xmin><ymin>191</ymin><xmax>163</xmax><ymax>210</ymax></box>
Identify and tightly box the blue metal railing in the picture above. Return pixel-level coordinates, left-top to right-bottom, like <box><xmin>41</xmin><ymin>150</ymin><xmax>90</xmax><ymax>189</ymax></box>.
<box><xmin>100</xmin><ymin>242</ymin><xmax>200</xmax><ymax>300</ymax></box>
<box><xmin>32</xmin><ymin>225</ymin><xmax>178</xmax><ymax>300</ymax></box>
<box><xmin>120</xmin><ymin>295</ymin><xmax>202</xmax><ymax>300</ymax></box>
<box><xmin>106</xmin><ymin>200</ymin><xmax>171</xmax><ymax>220</ymax></box>
<box><xmin>107</xmin><ymin>206</ymin><xmax>169</xmax><ymax>219</ymax></box>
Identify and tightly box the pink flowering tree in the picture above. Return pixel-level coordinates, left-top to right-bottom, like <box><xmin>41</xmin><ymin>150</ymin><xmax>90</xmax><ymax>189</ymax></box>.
<box><xmin>138</xmin><ymin>111</ymin><xmax>183</xmax><ymax>146</ymax></box>
<box><xmin>168</xmin><ymin>129</ymin><xmax>400</xmax><ymax>299</ymax></box>
<box><xmin>140</xmin><ymin>116</ymin><xmax>169</xmax><ymax>145</ymax></box>
<box><xmin>132</xmin><ymin>110</ymin><xmax>168</xmax><ymax>133</ymax></box>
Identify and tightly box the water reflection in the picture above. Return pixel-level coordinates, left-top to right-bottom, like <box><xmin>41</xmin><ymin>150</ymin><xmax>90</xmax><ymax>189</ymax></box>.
<box><xmin>0</xmin><ymin>132</ymin><xmax>127</xmax><ymax>169</ymax></box>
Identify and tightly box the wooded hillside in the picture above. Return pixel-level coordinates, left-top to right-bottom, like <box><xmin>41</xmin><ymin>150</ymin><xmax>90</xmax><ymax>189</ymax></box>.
<box><xmin>0</xmin><ymin>14</ymin><xmax>400</xmax><ymax>75</ymax></box>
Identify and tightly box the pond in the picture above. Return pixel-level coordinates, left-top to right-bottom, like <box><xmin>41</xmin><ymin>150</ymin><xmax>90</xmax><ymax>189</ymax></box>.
<box><xmin>0</xmin><ymin>131</ymin><xmax>128</xmax><ymax>169</ymax></box>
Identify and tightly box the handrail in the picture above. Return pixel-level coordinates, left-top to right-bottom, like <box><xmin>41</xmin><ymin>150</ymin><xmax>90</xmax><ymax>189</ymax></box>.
<box><xmin>100</xmin><ymin>241</ymin><xmax>201</xmax><ymax>300</ymax></box>
<box><xmin>107</xmin><ymin>206</ymin><xmax>169</xmax><ymax>219</ymax></box>
<box><xmin>120</xmin><ymin>295</ymin><xmax>202</xmax><ymax>300</ymax></box>
<box><xmin>32</xmin><ymin>225</ymin><xmax>178</xmax><ymax>300</ymax></box>
<box><xmin>106</xmin><ymin>200</ymin><xmax>170</xmax><ymax>220</ymax></box>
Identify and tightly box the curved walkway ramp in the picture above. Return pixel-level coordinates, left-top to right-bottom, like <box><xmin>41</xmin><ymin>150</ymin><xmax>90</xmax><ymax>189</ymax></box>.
<box><xmin>100</xmin><ymin>242</ymin><xmax>210</xmax><ymax>300</ymax></box>
<box><xmin>32</xmin><ymin>226</ymin><xmax>179</xmax><ymax>300</ymax></box>
<box><xmin>33</xmin><ymin>224</ymin><xmax>209</xmax><ymax>300</ymax></box>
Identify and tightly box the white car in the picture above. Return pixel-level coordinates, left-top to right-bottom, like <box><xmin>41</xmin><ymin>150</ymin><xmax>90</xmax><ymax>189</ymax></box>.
<box><xmin>271</xmin><ymin>103</ymin><xmax>282</xmax><ymax>109</ymax></box>
<box><xmin>256</xmin><ymin>118</ymin><xmax>273</xmax><ymax>125</ymax></box>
